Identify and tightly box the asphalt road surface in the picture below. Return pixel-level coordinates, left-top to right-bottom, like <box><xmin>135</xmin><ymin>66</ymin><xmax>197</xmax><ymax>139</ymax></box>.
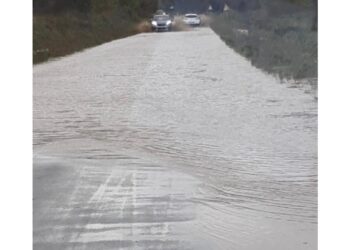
<box><xmin>33</xmin><ymin>28</ymin><xmax>317</xmax><ymax>250</ymax></box>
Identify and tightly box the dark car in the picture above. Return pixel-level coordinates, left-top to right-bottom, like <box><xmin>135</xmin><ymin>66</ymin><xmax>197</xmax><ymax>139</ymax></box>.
<box><xmin>151</xmin><ymin>15</ymin><xmax>173</xmax><ymax>32</ymax></box>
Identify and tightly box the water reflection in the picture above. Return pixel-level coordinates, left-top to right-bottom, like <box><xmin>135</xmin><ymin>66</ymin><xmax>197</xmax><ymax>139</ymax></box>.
<box><xmin>34</xmin><ymin>28</ymin><xmax>317</xmax><ymax>250</ymax></box>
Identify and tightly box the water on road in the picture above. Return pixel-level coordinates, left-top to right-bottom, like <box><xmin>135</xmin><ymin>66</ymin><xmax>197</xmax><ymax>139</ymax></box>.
<box><xmin>33</xmin><ymin>28</ymin><xmax>317</xmax><ymax>250</ymax></box>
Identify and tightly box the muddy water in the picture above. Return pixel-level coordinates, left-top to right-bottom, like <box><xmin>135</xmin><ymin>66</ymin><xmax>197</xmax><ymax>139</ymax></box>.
<box><xmin>33</xmin><ymin>28</ymin><xmax>317</xmax><ymax>250</ymax></box>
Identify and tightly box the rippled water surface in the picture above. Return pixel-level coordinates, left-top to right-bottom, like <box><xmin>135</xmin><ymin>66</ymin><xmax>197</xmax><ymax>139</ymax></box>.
<box><xmin>34</xmin><ymin>28</ymin><xmax>317</xmax><ymax>250</ymax></box>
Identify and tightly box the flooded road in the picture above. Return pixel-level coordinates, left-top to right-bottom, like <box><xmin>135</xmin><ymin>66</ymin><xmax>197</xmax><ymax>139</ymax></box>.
<box><xmin>33</xmin><ymin>28</ymin><xmax>317</xmax><ymax>250</ymax></box>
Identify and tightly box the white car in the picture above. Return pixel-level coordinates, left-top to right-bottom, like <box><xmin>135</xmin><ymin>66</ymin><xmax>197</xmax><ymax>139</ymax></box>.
<box><xmin>183</xmin><ymin>14</ymin><xmax>201</xmax><ymax>26</ymax></box>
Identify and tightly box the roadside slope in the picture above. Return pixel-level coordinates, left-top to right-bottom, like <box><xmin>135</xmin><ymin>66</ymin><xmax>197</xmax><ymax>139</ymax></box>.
<box><xmin>210</xmin><ymin>1</ymin><xmax>317</xmax><ymax>81</ymax></box>
<box><xmin>33</xmin><ymin>0</ymin><xmax>156</xmax><ymax>63</ymax></box>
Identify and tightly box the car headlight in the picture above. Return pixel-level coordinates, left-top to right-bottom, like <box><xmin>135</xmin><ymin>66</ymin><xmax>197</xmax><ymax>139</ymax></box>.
<box><xmin>152</xmin><ymin>21</ymin><xmax>157</xmax><ymax>26</ymax></box>
<box><xmin>166</xmin><ymin>20</ymin><xmax>172</xmax><ymax>26</ymax></box>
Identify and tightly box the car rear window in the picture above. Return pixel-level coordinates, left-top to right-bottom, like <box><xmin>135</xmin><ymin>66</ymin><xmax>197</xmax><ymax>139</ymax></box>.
<box><xmin>185</xmin><ymin>14</ymin><xmax>198</xmax><ymax>18</ymax></box>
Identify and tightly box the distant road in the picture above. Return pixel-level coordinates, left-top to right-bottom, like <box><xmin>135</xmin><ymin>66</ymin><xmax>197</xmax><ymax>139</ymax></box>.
<box><xmin>34</xmin><ymin>28</ymin><xmax>317</xmax><ymax>250</ymax></box>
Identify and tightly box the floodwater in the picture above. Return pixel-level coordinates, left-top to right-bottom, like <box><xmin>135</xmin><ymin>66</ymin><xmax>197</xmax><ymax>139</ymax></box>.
<box><xmin>33</xmin><ymin>28</ymin><xmax>317</xmax><ymax>250</ymax></box>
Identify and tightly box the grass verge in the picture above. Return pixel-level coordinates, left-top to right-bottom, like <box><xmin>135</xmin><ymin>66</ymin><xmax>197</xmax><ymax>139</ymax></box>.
<box><xmin>33</xmin><ymin>11</ymin><xmax>150</xmax><ymax>64</ymax></box>
<box><xmin>210</xmin><ymin>9</ymin><xmax>317</xmax><ymax>83</ymax></box>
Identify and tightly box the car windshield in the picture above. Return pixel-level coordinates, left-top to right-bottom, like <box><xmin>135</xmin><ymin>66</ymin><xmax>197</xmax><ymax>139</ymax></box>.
<box><xmin>185</xmin><ymin>14</ymin><xmax>198</xmax><ymax>18</ymax></box>
<box><xmin>154</xmin><ymin>15</ymin><xmax>170</xmax><ymax>21</ymax></box>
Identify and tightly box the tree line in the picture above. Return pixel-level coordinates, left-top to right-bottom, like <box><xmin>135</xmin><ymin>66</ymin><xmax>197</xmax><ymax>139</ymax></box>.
<box><xmin>34</xmin><ymin>0</ymin><xmax>316</xmax><ymax>14</ymax></box>
<box><xmin>33</xmin><ymin>0</ymin><xmax>158</xmax><ymax>17</ymax></box>
<box><xmin>33</xmin><ymin>0</ymin><xmax>316</xmax><ymax>30</ymax></box>
<box><xmin>159</xmin><ymin>0</ymin><xmax>315</xmax><ymax>13</ymax></box>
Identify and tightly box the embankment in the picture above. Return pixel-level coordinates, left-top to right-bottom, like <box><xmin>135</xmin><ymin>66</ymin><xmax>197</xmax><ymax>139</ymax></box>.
<box><xmin>210</xmin><ymin>1</ymin><xmax>317</xmax><ymax>82</ymax></box>
<box><xmin>34</xmin><ymin>12</ymin><xmax>153</xmax><ymax>63</ymax></box>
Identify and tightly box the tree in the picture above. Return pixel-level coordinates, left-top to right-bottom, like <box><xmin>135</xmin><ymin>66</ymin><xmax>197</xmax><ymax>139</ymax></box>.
<box><xmin>225</xmin><ymin>0</ymin><xmax>260</xmax><ymax>12</ymax></box>
<box><xmin>312</xmin><ymin>0</ymin><xmax>317</xmax><ymax>31</ymax></box>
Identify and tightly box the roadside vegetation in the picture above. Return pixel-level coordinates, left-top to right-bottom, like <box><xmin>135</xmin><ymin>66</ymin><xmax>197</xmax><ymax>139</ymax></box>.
<box><xmin>210</xmin><ymin>0</ymin><xmax>317</xmax><ymax>82</ymax></box>
<box><xmin>34</xmin><ymin>0</ymin><xmax>318</xmax><ymax>82</ymax></box>
<box><xmin>33</xmin><ymin>0</ymin><xmax>158</xmax><ymax>63</ymax></box>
